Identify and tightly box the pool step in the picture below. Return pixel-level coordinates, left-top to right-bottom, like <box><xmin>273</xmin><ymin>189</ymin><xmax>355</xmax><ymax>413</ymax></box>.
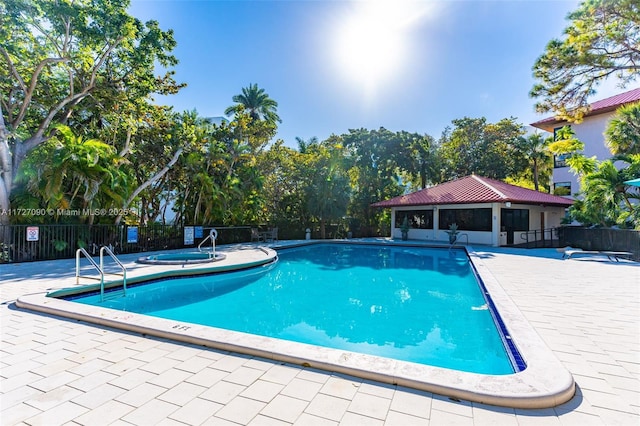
<box><xmin>101</xmin><ymin>287</ymin><xmax>126</xmax><ymax>301</ymax></box>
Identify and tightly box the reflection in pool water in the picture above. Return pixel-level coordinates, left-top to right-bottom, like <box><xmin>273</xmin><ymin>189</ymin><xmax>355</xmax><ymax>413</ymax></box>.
<box><xmin>70</xmin><ymin>244</ymin><xmax>515</xmax><ymax>374</ymax></box>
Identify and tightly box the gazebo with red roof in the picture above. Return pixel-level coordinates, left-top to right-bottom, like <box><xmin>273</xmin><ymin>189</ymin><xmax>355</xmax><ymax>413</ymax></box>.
<box><xmin>371</xmin><ymin>175</ymin><xmax>573</xmax><ymax>246</ymax></box>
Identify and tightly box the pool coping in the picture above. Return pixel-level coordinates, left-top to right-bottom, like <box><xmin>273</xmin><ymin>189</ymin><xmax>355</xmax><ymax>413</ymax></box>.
<box><xmin>15</xmin><ymin>242</ymin><xmax>575</xmax><ymax>409</ymax></box>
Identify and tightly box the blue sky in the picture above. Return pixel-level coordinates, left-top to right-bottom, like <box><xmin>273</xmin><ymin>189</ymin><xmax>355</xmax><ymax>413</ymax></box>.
<box><xmin>128</xmin><ymin>0</ymin><xmax>618</xmax><ymax>147</ymax></box>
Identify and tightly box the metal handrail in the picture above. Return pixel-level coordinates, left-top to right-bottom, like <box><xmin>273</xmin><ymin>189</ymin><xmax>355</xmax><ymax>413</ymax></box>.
<box><xmin>99</xmin><ymin>246</ymin><xmax>127</xmax><ymax>300</ymax></box>
<box><xmin>519</xmin><ymin>227</ymin><xmax>558</xmax><ymax>248</ymax></box>
<box><xmin>449</xmin><ymin>233</ymin><xmax>469</xmax><ymax>250</ymax></box>
<box><xmin>76</xmin><ymin>247</ymin><xmax>104</xmax><ymax>285</ymax></box>
<box><xmin>197</xmin><ymin>228</ymin><xmax>217</xmax><ymax>258</ymax></box>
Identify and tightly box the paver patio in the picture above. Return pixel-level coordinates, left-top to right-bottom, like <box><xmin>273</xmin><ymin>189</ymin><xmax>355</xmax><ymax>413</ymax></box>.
<box><xmin>1</xmin><ymin>242</ymin><xmax>638</xmax><ymax>425</ymax></box>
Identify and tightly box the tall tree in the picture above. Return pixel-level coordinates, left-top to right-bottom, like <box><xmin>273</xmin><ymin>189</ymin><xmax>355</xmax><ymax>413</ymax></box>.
<box><xmin>173</xmin><ymin>111</ymin><xmax>273</xmax><ymax>225</ymax></box>
<box><xmin>516</xmin><ymin>132</ymin><xmax>553</xmax><ymax>191</ymax></box>
<box><xmin>342</xmin><ymin>128</ymin><xmax>403</xmax><ymax>236</ymax></box>
<box><xmin>0</xmin><ymin>0</ymin><xmax>181</xmax><ymax>224</ymax></box>
<box><xmin>530</xmin><ymin>0</ymin><xmax>640</xmax><ymax>122</ymax></box>
<box><xmin>224</xmin><ymin>83</ymin><xmax>281</xmax><ymax>126</ymax></box>
<box><xmin>260</xmin><ymin>140</ymin><xmax>310</xmax><ymax>225</ymax></box>
<box><xmin>304</xmin><ymin>139</ymin><xmax>351</xmax><ymax>239</ymax></box>
<box><xmin>439</xmin><ymin>117</ymin><xmax>527</xmax><ymax>180</ymax></box>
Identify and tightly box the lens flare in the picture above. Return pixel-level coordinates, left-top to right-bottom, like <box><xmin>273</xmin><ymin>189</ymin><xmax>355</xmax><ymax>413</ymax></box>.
<box><xmin>332</xmin><ymin>1</ymin><xmax>431</xmax><ymax>100</ymax></box>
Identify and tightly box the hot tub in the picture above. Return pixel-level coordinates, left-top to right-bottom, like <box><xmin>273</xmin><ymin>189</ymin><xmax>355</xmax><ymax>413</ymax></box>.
<box><xmin>136</xmin><ymin>252</ymin><xmax>226</xmax><ymax>265</ymax></box>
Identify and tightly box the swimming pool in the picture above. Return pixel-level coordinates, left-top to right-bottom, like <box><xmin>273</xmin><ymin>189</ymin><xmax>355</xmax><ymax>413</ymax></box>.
<box><xmin>68</xmin><ymin>244</ymin><xmax>517</xmax><ymax>375</ymax></box>
<box><xmin>17</xmin><ymin>241</ymin><xmax>575</xmax><ymax>408</ymax></box>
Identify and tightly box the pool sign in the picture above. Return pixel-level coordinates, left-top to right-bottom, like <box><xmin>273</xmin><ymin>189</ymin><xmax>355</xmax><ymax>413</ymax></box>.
<box><xmin>184</xmin><ymin>226</ymin><xmax>194</xmax><ymax>245</ymax></box>
<box><xmin>26</xmin><ymin>226</ymin><xmax>39</xmax><ymax>242</ymax></box>
<box><xmin>127</xmin><ymin>226</ymin><xmax>138</xmax><ymax>243</ymax></box>
<box><xmin>194</xmin><ymin>226</ymin><xmax>203</xmax><ymax>239</ymax></box>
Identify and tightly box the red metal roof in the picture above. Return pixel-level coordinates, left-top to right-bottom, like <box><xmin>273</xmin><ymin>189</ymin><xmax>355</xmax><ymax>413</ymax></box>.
<box><xmin>371</xmin><ymin>175</ymin><xmax>574</xmax><ymax>208</ymax></box>
<box><xmin>531</xmin><ymin>87</ymin><xmax>640</xmax><ymax>131</ymax></box>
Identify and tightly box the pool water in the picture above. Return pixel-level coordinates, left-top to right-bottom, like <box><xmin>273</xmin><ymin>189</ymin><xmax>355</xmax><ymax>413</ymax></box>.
<box><xmin>69</xmin><ymin>244</ymin><xmax>514</xmax><ymax>374</ymax></box>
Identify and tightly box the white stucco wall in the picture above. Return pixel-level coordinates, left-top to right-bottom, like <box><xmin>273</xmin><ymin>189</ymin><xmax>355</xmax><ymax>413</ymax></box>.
<box><xmin>392</xmin><ymin>203</ymin><xmax>501</xmax><ymax>246</ymax></box>
<box><xmin>552</xmin><ymin>112</ymin><xmax>615</xmax><ymax>198</ymax></box>
<box><xmin>391</xmin><ymin>203</ymin><xmax>568</xmax><ymax>247</ymax></box>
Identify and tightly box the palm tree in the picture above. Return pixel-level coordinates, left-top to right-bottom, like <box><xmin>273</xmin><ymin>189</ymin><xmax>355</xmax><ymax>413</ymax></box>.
<box><xmin>574</xmin><ymin>157</ymin><xmax>639</xmax><ymax>228</ymax></box>
<box><xmin>17</xmin><ymin>125</ymin><xmax>126</xmax><ymax>223</ymax></box>
<box><xmin>520</xmin><ymin>132</ymin><xmax>551</xmax><ymax>191</ymax></box>
<box><xmin>295</xmin><ymin>136</ymin><xmax>318</xmax><ymax>154</ymax></box>
<box><xmin>605</xmin><ymin>102</ymin><xmax>640</xmax><ymax>155</ymax></box>
<box><xmin>224</xmin><ymin>83</ymin><xmax>281</xmax><ymax>126</ymax></box>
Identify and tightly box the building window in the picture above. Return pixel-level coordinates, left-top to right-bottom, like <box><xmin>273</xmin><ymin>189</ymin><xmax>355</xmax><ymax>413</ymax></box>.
<box><xmin>554</xmin><ymin>153</ymin><xmax>569</xmax><ymax>168</ymax></box>
<box><xmin>500</xmin><ymin>208</ymin><xmax>529</xmax><ymax>231</ymax></box>
<box><xmin>438</xmin><ymin>208</ymin><xmax>492</xmax><ymax>232</ymax></box>
<box><xmin>395</xmin><ymin>209</ymin><xmax>434</xmax><ymax>229</ymax></box>
<box><xmin>553</xmin><ymin>182</ymin><xmax>571</xmax><ymax>196</ymax></box>
<box><xmin>553</xmin><ymin>126</ymin><xmax>570</xmax><ymax>168</ymax></box>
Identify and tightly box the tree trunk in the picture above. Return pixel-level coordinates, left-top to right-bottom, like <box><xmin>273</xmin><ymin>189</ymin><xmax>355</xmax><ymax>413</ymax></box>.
<box><xmin>0</xmin><ymin>105</ymin><xmax>11</xmax><ymax>226</ymax></box>
<box><xmin>115</xmin><ymin>148</ymin><xmax>183</xmax><ymax>224</ymax></box>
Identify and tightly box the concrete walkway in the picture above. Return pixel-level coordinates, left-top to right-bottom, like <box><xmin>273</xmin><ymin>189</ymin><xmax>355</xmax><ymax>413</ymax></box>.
<box><xmin>1</xmin><ymin>242</ymin><xmax>639</xmax><ymax>425</ymax></box>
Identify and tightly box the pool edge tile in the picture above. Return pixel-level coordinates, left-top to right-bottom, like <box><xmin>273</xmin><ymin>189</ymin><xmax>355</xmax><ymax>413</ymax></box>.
<box><xmin>15</xmin><ymin>244</ymin><xmax>575</xmax><ymax>409</ymax></box>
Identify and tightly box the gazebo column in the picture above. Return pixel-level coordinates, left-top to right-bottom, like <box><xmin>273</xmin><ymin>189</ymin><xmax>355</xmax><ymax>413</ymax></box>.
<box><xmin>491</xmin><ymin>203</ymin><xmax>500</xmax><ymax>247</ymax></box>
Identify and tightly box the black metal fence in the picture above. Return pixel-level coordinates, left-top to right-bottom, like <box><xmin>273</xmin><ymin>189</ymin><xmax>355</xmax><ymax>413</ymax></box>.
<box><xmin>0</xmin><ymin>224</ymin><xmax>255</xmax><ymax>264</ymax></box>
<box><xmin>559</xmin><ymin>226</ymin><xmax>640</xmax><ymax>260</ymax></box>
<box><xmin>517</xmin><ymin>228</ymin><xmax>561</xmax><ymax>248</ymax></box>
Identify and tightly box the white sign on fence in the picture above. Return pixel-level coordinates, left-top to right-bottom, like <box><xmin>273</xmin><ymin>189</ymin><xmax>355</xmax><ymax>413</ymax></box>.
<box><xmin>184</xmin><ymin>226</ymin><xmax>194</xmax><ymax>245</ymax></box>
<box><xmin>26</xmin><ymin>226</ymin><xmax>39</xmax><ymax>242</ymax></box>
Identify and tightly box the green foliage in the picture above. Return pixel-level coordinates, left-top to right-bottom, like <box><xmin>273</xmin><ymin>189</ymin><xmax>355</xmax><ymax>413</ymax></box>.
<box><xmin>605</xmin><ymin>102</ymin><xmax>640</xmax><ymax>155</ymax></box>
<box><xmin>546</xmin><ymin>126</ymin><xmax>597</xmax><ymax>183</ymax></box>
<box><xmin>567</xmin><ymin>155</ymin><xmax>640</xmax><ymax>228</ymax></box>
<box><xmin>446</xmin><ymin>223</ymin><xmax>460</xmax><ymax>244</ymax></box>
<box><xmin>173</xmin><ymin>111</ymin><xmax>274</xmax><ymax>226</ymax></box>
<box><xmin>512</xmin><ymin>132</ymin><xmax>553</xmax><ymax>192</ymax></box>
<box><xmin>12</xmin><ymin>125</ymin><xmax>127</xmax><ymax>223</ymax></box>
<box><xmin>400</xmin><ymin>216</ymin><xmax>410</xmax><ymax>233</ymax></box>
<box><xmin>5</xmin><ymin>1</ymin><xmax>602</xmax><ymax>234</ymax></box>
<box><xmin>0</xmin><ymin>0</ymin><xmax>182</xmax><ymax>222</ymax></box>
<box><xmin>224</xmin><ymin>83</ymin><xmax>281</xmax><ymax>126</ymax></box>
<box><xmin>304</xmin><ymin>139</ymin><xmax>351</xmax><ymax>238</ymax></box>
<box><xmin>558</xmin><ymin>112</ymin><xmax>640</xmax><ymax>229</ymax></box>
<box><xmin>531</xmin><ymin>0</ymin><xmax>640</xmax><ymax>121</ymax></box>
<box><xmin>553</xmin><ymin>186</ymin><xmax>571</xmax><ymax>196</ymax></box>
<box><xmin>341</xmin><ymin>127</ymin><xmax>438</xmax><ymax>236</ymax></box>
<box><xmin>438</xmin><ymin>117</ymin><xmax>527</xmax><ymax>180</ymax></box>
<box><xmin>260</xmin><ymin>140</ymin><xmax>310</xmax><ymax>225</ymax></box>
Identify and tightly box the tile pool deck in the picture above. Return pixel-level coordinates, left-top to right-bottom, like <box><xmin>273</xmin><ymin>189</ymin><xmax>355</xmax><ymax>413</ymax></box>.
<box><xmin>1</xmin><ymin>240</ymin><xmax>639</xmax><ymax>425</ymax></box>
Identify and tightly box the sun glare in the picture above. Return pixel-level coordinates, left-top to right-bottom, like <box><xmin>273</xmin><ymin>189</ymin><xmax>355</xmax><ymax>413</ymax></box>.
<box><xmin>332</xmin><ymin>1</ymin><xmax>430</xmax><ymax>98</ymax></box>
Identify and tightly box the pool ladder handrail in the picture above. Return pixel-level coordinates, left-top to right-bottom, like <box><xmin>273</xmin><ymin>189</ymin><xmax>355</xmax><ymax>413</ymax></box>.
<box><xmin>75</xmin><ymin>247</ymin><xmax>127</xmax><ymax>301</ymax></box>
<box><xmin>197</xmin><ymin>228</ymin><xmax>217</xmax><ymax>258</ymax></box>
<box><xmin>100</xmin><ymin>246</ymin><xmax>127</xmax><ymax>301</ymax></box>
<box><xmin>449</xmin><ymin>233</ymin><xmax>469</xmax><ymax>250</ymax></box>
<box><xmin>76</xmin><ymin>247</ymin><xmax>104</xmax><ymax>286</ymax></box>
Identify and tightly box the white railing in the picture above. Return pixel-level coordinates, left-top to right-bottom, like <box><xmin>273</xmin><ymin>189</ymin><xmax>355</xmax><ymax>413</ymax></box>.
<box><xmin>76</xmin><ymin>247</ymin><xmax>103</xmax><ymax>285</ymax></box>
<box><xmin>197</xmin><ymin>228</ymin><xmax>217</xmax><ymax>258</ymax></box>
<box><xmin>449</xmin><ymin>233</ymin><xmax>469</xmax><ymax>250</ymax></box>
<box><xmin>99</xmin><ymin>246</ymin><xmax>127</xmax><ymax>301</ymax></box>
<box><xmin>76</xmin><ymin>247</ymin><xmax>127</xmax><ymax>302</ymax></box>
